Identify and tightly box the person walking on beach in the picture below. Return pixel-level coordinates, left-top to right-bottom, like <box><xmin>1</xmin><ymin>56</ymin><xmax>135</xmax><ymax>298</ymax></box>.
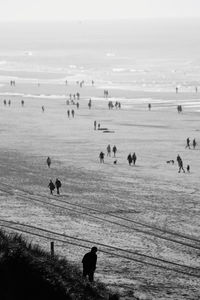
<box><xmin>186</xmin><ymin>137</ymin><xmax>190</xmax><ymax>149</ymax></box>
<box><xmin>71</xmin><ymin>109</ymin><xmax>75</xmax><ymax>118</ymax></box>
<box><xmin>8</xmin><ymin>100</ymin><xmax>11</xmax><ymax>106</ymax></box>
<box><xmin>99</xmin><ymin>151</ymin><xmax>105</xmax><ymax>163</ymax></box>
<box><xmin>88</xmin><ymin>99</ymin><xmax>92</xmax><ymax>109</ymax></box>
<box><xmin>42</xmin><ymin>106</ymin><xmax>45</xmax><ymax>112</ymax></box>
<box><xmin>186</xmin><ymin>165</ymin><xmax>190</xmax><ymax>173</ymax></box>
<box><xmin>107</xmin><ymin>144</ymin><xmax>111</xmax><ymax>156</ymax></box>
<box><xmin>177</xmin><ymin>154</ymin><xmax>185</xmax><ymax>173</ymax></box>
<box><xmin>193</xmin><ymin>138</ymin><xmax>197</xmax><ymax>149</ymax></box>
<box><xmin>148</xmin><ymin>103</ymin><xmax>151</xmax><ymax>111</ymax></box>
<box><xmin>3</xmin><ymin>100</ymin><xmax>6</xmax><ymax>106</ymax></box>
<box><xmin>67</xmin><ymin>110</ymin><xmax>70</xmax><ymax>118</ymax></box>
<box><xmin>55</xmin><ymin>178</ymin><xmax>62</xmax><ymax>195</ymax></box>
<box><xmin>98</xmin><ymin>123</ymin><xmax>100</xmax><ymax>130</ymax></box>
<box><xmin>46</xmin><ymin>156</ymin><xmax>51</xmax><ymax>168</ymax></box>
<box><xmin>127</xmin><ymin>153</ymin><xmax>132</xmax><ymax>166</ymax></box>
<box><xmin>132</xmin><ymin>152</ymin><xmax>137</xmax><ymax>165</ymax></box>
<box><xmin>112</xmin><ymin>145</ymin><xmax>117</xmax><ymax>157</ymax></box>
<box><xmin>48</xmin><ymin>180</ymin><xmax>55</xmax><ymax>195</ymax></box>
<box><xmin>176</xmin><ymin>87</ymin><xmax>178</xmax><ymax>94</ymax></box>
<box><xmin>94</xmin><ymin>120</ymin><xmax>97</xmax><ymax>130</ymax></box>
<box><xmin>21</xmin><ymin>100</ymin><xmax>24</xmax><ymax>107</ymax></box>
<box><xmin>82</xmin><ymin>246</ymin><xmax>98</xmax><ymax>283</ymax></box>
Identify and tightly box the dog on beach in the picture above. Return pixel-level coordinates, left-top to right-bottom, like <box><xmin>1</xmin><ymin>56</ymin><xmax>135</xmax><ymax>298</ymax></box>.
<box><xmin>166</xmin><ymin>160</ymin><xmax>174</xmax><ymax>164</ymax></box>
<box><xmin>113</xmin><ymin>160</ymin><xmax>117</xmax><ymax>164</ymax></box>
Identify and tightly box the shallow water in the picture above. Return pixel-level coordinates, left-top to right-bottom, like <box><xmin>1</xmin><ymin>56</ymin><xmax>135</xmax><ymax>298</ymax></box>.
<box><xmin>0</xmin><ymin>19</ymin><xmax>200</xmax><ymax>92</ymax></box>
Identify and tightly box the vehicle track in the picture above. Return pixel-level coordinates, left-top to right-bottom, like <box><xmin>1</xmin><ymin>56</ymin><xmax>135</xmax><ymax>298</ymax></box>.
<box><xmin>0</xmin><ymin>219</ymin><xmax>200</xmax><ymax>279</ymax></box>
<box><xmin>0</xmin><ymin>182</ymin><xmax>200</xmax><ymax>252</ymax></box>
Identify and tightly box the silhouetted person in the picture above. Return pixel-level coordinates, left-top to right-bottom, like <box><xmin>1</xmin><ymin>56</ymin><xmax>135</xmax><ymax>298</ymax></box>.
<box><xmin>88</xmin><ymin>99</ymin><xmax>92</xmax><ymax>109</ymax></box>
<box><xmin>195</xmin><ymin>86</ymin><xmax>198</xmax><ymax>93</ymax></box>
<box><xmin>176</xmin><ymin>87</ymin><xmax>178</xmax><ymax>94</ymax></box>
<box><xmin>46</xmin><ymin>156</ymin><xmax>51</xmax><ymax>168</ymax></box>
<box><xmin>193</xmin><ymin>138</ymin><xmax>197</xmax><ymax>149</ymax></box>
<box><xmin>8</xmin><ymin>100</ymin><xmax>11</xmax><ymax>106</ymax></box>
<box><xmin>82</xmin><ymin>247</ymin><xmax>98</xmax><ymax>282</ymax></box>
<box><xmin>71</xmin><ymin>109</ymin><xmax>75</xmax><ymax>118</ymax></box>
<box><xmin>127</xmin><ymin>153</ymin><xmax>132</xmax><ymax>165</ymax></box>
<box><xmin>132</xmin><ymin>152</ymin><xmax>137</xmax><ymax>165</ymax></box>
<box><xmin>177</xmin><ymin>154</ymin><xmax>185</xmax><ymax>173</ymax></box>
<box><xmin>67</xmin><ymin>110</ymin><xmax>70</xmax><ymax>118</ymax></box>
<box><xmin>21</xmin><ymin>100</ymin><xmax>24</xmax><ymax>107</ymax></box>
<box><xmin>48</xmin><ymin>180</ymin><xmax>55</xmax><ymax>195</ymax></box>
<box><xmin>107</xmin><ymin>144</ymin><xmax>111</xmax><ymax>156</ymax></box>
<box><xmin>3</xmin><ymin>100</ymin><xmax>6</xmax><ymax>106</ymax></box>
<box><xmin>187</xmin><ymin>165</ymin><xmax>190</xmax><ymax>173</ymax></box>
<box><xmin>42</xmin><ymin>106</ymin><xmax>45</xmax><ymax>112</ymax></box>
<box><xmin>186</xmin><ymin>137</ymin><xmax>190</xmax><ymax>149</ymax></box>
<box><xmin>112</xmin><ymin>145</ymin><xmax>117</xmax><ymax>157</ymax></box>
<box><xmin>94</xmin><ymin>120</ymin><xmax>97</xmax><ymax>130</ymax></box>
<box><xmin>99</xmin><ymin>152</ymin><xmax>105</xmax><ymax>163</ymax></box>
<box><xmin>55</xmin><ymin>178</ymin><xmax>62</xmax><ymax>195</ymax></box>
<box><xmin>98</xmin><ymin>123</ymin><xmax>100</xmax><ymax>130</ymax></box>
<box><xmin>148</xmin><ymin>103</ymin><xmax>151</xmax><ymax>111</ymax></box>
<box><xmin>76</xmin><ymin>102</ymin><xmax>79</xmax><ymax>109</ymax></box>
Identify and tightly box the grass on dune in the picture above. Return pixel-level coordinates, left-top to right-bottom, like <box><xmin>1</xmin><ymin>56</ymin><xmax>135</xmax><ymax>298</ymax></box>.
<box><xmin>0</xmin><ymin>230</ymin><xmax>119</xmax><ymax>300</ymax></box>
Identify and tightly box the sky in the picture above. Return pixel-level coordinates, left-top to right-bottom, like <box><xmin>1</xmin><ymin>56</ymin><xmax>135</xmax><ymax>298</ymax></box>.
<box><xmin>0</xmin><ymin>0</ymin><xmax>200</xmax><ymax>21</ymax></box>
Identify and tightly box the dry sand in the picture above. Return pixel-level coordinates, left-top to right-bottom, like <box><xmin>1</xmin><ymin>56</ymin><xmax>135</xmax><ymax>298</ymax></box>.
<box><xmin>0</xmin><ymin>82</ymin><xmax>200</xmax><ymax>300</ymax></box>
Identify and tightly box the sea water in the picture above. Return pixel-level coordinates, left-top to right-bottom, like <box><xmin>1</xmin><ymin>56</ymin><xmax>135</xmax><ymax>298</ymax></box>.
<box><xmin>0</xmin><ymin>19</ymin><xmax>200</xmax><ymax>92</ymax></box>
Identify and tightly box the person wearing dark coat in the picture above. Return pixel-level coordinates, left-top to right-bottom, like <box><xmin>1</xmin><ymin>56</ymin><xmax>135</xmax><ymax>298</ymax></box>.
<box><xmin>99</xmin><ymin>151</ymin><xmax>105</xmax><ymax>163</ymax></box>
<box><xmin>55</xmin><ymin>178</ymin><xmax>61</xmax><ymax>195</ymax></box>
<box><xmin>177</xmin><ymin>154</ymin><xmax>185</xmax><ymax>173</ymax></box>
<box><xmin>82</xmin><ymin>247</ymin><xmax>98</xmax><ymax>282</ymax></box>
<box><xmin>46</xmin><ymin>156</ymin><xmax>51</xmax><ymax>168</ymax></box>
<box><xmin>132</xmin><ymin>152</ymin><xmax>137</xmax><ymax>165</ymax></box>
<box><xmin>127</xmin><ymin>153</ymin><xmax>132</xmax><ymax>166</ymax></box>
<box><xmin>48</xmin><ymin>180</ymin><xmax>55</xmax><ymax>195</ymax></box>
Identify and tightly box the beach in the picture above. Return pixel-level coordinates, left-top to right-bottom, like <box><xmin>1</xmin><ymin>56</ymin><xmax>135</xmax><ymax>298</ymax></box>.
<box><xmin>0</xmin><ymin>81</ymin><xmax>199</xmax><ymax>299</ymax></box>
<box><xmin>0</xmin><ymin>19</ymin><xmax>200</xmax><ymax>299</ymax></box>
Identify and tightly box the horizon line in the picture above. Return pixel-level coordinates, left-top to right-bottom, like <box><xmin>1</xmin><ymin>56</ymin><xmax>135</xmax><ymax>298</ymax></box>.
<box><xmin>0</xmin><ymin>16</ymin><xmax>199</xmax><ymax>23</ymax></box>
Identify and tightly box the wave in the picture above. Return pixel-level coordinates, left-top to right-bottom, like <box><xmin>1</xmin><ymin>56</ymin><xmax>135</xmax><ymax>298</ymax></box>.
<box><xmin>112</xmin><ymin>68</ymin><xmax>126</xmax><ymax>72</ymax></box>
<box><xmin>0</xmin><ymin>92</ymin><xmax>67</xmax><ymax>99</ymax></box>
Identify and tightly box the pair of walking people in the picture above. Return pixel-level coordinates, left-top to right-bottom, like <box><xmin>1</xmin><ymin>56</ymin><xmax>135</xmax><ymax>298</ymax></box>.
<box><xmin>127</xmin><ymin>152</ymin><xmax>137</xmax><ymax>166</ymax></box>
<box><xmin>48</xmin><ymin>178</ymin><xmax>62</xmax><ymax>195</ymax></box>
<box><xmin>107</xmin><ymin>144</ymin><xmax>117</xmax><ymax>157</ymax></box>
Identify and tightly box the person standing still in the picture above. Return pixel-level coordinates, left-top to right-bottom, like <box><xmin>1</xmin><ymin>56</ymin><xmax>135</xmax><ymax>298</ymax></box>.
<box><xmin>82</xmin><ymin>247</ymin><xmax>98</xmax><ymax>282</ymax></box>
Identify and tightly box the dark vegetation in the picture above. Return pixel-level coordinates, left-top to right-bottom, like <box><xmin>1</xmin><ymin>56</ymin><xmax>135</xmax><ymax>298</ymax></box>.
<box><xmin>0</xmin><ymin>230</ymin><xmax>118</xmax><ymax>300</ymax></box>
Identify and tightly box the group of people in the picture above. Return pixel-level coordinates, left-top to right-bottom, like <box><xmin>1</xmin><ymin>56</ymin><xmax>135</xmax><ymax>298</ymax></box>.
<box><xmin>99</xmin><ymin>145</ymin><xmax>117</xmax><ymax>163</ymax></box>
<box><xmin>69</xmin><ymin>93</ymin><xmax>80</xmax><ymax>101</ymax></box>
<box><xmin>3</xmin><ymin>99</ymin><xmax>25</xmax><ymax>106</ymax></box>
<box><xmin>67</xmin><ymin>109</ymin><xmax>75</xmax><ymax>118</ymax></box>
<box><xmin>127</xmin><ymin>153</ymin><xmax>137</xmax><ymax>166</ymax></box>
<box><xmin>106</xmin><ymin>144</ymin><xmax>117</xmax><ymax>157</ymax></box>
<box><xmin>108</xmin><ymin>101</ymin><xmax>121</xmax><ymax>110</ymax></box>
<box><xmin>48</xmin><ymin>178</ymin><xmax>62</xmax><ymax>195</ymax></box>
<box><xmin>177</xmin><ymin>105</ymin><xmax>183</xmax><ymax>113</ymax></box>
<box><xmin>3</xmin><ymin>99</ymin><xmax>11</xmax><ymax>106</ymax></box>
<box><xmin>186</xmin><ymin>137</ymin><xmax>197</xmax><ymax>149</ymax></box>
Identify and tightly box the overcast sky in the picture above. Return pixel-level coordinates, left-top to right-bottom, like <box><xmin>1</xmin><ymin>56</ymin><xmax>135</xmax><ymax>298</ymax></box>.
<box><xmin>0</xmin><ymin>0</ymin><xmax>200</xmax><ymax>21</ymax></box>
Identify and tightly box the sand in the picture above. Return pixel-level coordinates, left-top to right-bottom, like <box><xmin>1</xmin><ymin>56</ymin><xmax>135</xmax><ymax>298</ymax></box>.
<box><xmin>0</xmin><ymin>82</ymin><xmax>200</xmax><ymax>300</ymax></box>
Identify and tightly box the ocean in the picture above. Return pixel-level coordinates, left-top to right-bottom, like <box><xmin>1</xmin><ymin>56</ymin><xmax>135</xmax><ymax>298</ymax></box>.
<box><xmin>0</xmin><ymin>18</ymin><xmax>200</xmax><ymax>92</ymax></box>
